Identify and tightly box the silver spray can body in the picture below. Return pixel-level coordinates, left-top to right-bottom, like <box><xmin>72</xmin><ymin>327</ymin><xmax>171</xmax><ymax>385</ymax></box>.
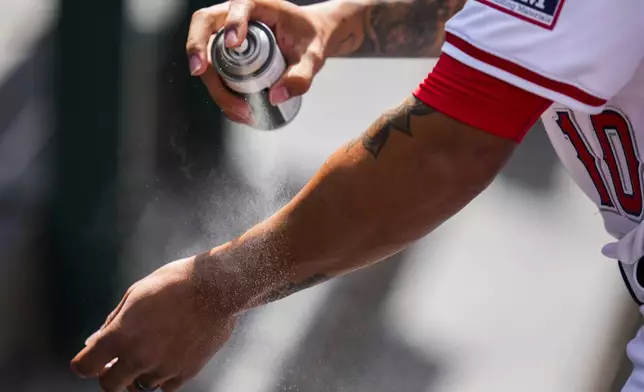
<box><xmin>211</xmin><ymin>21</ymin><xmax>301</xmax><ymax>130</ymax></box>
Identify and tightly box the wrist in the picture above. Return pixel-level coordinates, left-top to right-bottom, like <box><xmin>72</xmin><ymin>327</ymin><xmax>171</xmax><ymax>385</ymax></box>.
<box><xmin>190</xmin><ymin>245</ymin><xmax>251</xmax><ymax>317</ymax></box>
<box><xmin>194</xmin><ymin>225</ymin><xmax>294</xmax><ymax>315</ymax></box>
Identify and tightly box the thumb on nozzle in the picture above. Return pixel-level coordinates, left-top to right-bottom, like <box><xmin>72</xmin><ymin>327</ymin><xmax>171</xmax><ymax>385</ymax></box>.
<box><xmin>224</xmin><ymin>27</ymin><xmax>240</xmax><ymax>48</ymax></box>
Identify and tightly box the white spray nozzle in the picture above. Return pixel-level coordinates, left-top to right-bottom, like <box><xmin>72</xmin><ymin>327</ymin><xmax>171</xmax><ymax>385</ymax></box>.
<box><xmin>233</xmin><ymin>39</ymin><xmax>249</xmax><ymax>53</ymax></box>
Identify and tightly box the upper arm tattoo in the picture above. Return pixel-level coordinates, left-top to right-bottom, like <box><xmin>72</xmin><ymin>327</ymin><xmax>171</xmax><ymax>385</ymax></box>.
<box><xmin>351</xmin><ymin>0</ymin><xmax>466</xmax><ymax>57</ymax></box>
<box><xmin>350</xmin><ymin>97</ymin><xmax>436</xmax><ymax>158</ymax></box>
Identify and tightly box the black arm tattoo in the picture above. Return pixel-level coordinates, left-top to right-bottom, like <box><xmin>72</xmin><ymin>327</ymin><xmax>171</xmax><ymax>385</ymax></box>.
<box><xmin>263</xmin><ymin>274</ymin><xmax>330</xmax><ymax>303</ymax></box>
<box><xmin>352</xmin><ymin>97</ymin><xmax>436</xmax><ymax>158</ymax></box>
<box><xmin>350</xmin><ymin>0</ymin><xmax>465</xmax><ymax>57</ymax></box>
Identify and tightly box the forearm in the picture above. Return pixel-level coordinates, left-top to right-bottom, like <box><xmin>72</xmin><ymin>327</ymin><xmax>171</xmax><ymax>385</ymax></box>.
<box><xmin>200</xmin><ymin>97</ymin><xmax>515</xmax><ymax>314</ymax></box>
<box><xmin>315</xmin><ymin>0</ymin><xmax>466</xmax><ymax>57</ymax></box>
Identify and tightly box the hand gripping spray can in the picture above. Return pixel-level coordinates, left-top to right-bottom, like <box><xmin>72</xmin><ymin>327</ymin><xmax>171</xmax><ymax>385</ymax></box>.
<box><xmin>211</xmin><ymin>21</ymin><xmax>301</xmax><ymax>130</ymax></box>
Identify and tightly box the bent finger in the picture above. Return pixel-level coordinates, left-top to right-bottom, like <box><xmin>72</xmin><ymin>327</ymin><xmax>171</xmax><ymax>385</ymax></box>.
<box><xmin>71</xmin><ymin>332</ymin><xmax>121</xmax><ymax>378</ymax></box>
<box><xmin>224</xmin><ymin>0</ymin><xmax>254</xmax><ymax>47</ymax></box>
<box><xmin>224</xmin><ymin>0</ymin><xmax>288</xmax><ymax>47</ymax></box>
<box><xmin>269</xmin><ymin>53</ymin><xmax>320</xmax><ymax>105</ymax></box>
<box><xmin>187</xmin><ymin>5</ymin><xmax>227</xmax><ymax>75</ymax></box>
<box><xmin>201</xmin><ymin>67</ymin><xmax>250</xmax><ymax>120</ymax></box>
<box><xmin>224</xmin><ymin>110</ymin><xmax>252</xmax><ymax>125</ymax></box>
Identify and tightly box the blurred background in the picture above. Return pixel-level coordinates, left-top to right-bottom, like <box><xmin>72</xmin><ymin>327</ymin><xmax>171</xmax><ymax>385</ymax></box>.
<box><xmin>0</xmin><ymin>0</ymin><xmax>641</xmax><ymax>391</ymax></box>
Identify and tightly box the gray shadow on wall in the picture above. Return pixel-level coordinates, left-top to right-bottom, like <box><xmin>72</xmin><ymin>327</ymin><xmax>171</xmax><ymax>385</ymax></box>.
<box><xmin>262</xmin><ymin>253</ymin><xmax>444</xmax><ymax>392</ymax></box>
<box><xmin>193</xmin><ymin>250</ymin><xmax>446</xmax><ymax>392</ymax></box>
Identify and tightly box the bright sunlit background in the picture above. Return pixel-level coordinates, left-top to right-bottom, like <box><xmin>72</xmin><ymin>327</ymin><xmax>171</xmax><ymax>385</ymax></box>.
<box><xmin>0</xmin><ymin>1</ymin><xmax>639</xmax><ymax>391</ymax></box>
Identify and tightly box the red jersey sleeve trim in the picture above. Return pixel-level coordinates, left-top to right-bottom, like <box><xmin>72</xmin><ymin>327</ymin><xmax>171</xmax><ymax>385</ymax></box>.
<box><xmin>445</xmin><ymin>32</ymin><xmax>606</xmax><ymax>108</ymax></box>
<box><xmin>413</xmin><ymin>53</ymin><xmax>551</xmax><ymax>142</ymax></box>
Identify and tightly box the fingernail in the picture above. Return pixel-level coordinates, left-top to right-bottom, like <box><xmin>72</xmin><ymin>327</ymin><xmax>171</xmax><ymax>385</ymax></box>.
<box><xmin>189</xmin><ymin>55</ymin><xmax>202</xmax><ymax>75</ymax></box>
<box><xmin>269</xmin><ymin>87</ymin><xmax>290</xmax><ymax>105</ymax></box>
<box><xmin>225</xmin><ymin>29</ymin><xmax>238</xmax><ymax>48</ymax></box>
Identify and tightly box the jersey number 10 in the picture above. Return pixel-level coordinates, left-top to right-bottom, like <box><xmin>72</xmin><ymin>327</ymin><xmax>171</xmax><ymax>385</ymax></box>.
<box><xmin>556</xmin><ymin>109</ymin><xmax>643</xmax><ymax>219</ymax></box>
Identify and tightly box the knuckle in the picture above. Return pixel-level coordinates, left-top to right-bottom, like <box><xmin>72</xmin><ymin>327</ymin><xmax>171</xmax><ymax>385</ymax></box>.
<box><xmin>125</xmin><ymin>283</ymin><xmax>138</xmax><ymax>297</ymax></box>
<box><xmin>191</xmin><ymin>8</ymin><xmax>208</xmax><ymax>22</ymax></box>
<box><xmin>227</xmin><ymin>0</ymin><xmax>252</xmax><ymax>20</ymax></box>
<box><xmin>104</xmin><ymin>311</ymin><xmax>117</xmax><ymax>326</ymax></box>
<box><xmin>186</xmin><ymin>35</ymin><xmax>204</xmax><ymax>52</ymax></box>
<box><xmin>305</xmin><ymin>49</ymin><xmax>325</xmax><ymax>73</ymax></box>
<box><xmin>311</xmin><ymin>52</ymin><xmax>326</xmax><ymax>70</ymax></box>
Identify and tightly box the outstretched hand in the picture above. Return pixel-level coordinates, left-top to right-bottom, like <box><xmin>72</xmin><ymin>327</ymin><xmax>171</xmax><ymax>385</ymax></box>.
<box><xmin>71</xmin><ymin>256</ymin><xmax>236</xmax><ymax>392</ymax></box>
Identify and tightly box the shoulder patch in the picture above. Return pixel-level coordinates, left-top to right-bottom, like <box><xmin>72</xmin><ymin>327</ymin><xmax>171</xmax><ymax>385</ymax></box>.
<box><xmin>474</xmin><ymin>0</ymin><xmax>565</xmax><ymax>30</ymax></box>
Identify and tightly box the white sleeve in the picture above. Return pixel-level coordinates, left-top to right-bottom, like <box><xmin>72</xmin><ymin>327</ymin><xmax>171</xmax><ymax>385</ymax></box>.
<box><xmin>443</xmin><ymin>0</ymin><xmax>644</xmax><ymax>113</ymax></box>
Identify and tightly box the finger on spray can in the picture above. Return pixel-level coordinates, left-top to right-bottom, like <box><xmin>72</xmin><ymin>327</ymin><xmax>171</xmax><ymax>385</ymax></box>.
<box><xmin>210</xmin><ymin>21</ymin><xmax>301</xmax><ymax>130</ymax></box>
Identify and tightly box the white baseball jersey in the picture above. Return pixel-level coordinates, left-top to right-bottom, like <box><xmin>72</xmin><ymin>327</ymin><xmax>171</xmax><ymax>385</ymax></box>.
<box><xmin>442</xmin><ymin>0</ymin><xmax>644</xmax><ymax>281</ymax></box>
<box><xmin>431</xmin><ymin>1</ymin><xmax>644</xmax><ymax>390</ymax></box>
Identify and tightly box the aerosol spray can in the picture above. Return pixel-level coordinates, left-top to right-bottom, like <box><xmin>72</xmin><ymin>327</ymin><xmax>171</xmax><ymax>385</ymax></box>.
<box><xmin>211</xmin><ymin>21</ymin><xmax>301</xmax><ymax>130</ymax></box>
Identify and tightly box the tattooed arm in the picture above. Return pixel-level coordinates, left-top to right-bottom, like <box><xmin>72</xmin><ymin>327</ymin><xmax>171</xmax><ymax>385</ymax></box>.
<box><xmin>315</xmin><ymin>0</ymin><xmax>466</xmax><ymax>58</ymax></box>
<box><xmin>201</xmin><ymin>97</ymin><xmax>515</xmax><ymax>313</ymax></box>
